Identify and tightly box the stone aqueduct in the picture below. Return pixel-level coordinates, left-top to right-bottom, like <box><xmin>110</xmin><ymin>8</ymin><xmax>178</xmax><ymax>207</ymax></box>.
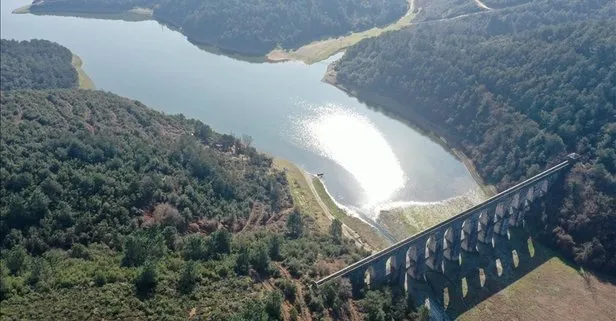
<box><xmin>315</xmin><ymin>154</ymin><xmax>579</xmax><ymax>293</ymax></box>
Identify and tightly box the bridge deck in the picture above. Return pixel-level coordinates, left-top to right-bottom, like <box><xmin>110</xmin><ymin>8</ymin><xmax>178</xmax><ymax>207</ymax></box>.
<box><xmin>315</xmin><ymin>158</ymin><xmax>572</xmax><ymax>286</ymax></box>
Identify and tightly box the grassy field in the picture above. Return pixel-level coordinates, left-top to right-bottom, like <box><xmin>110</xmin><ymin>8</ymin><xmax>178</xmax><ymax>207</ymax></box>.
<box><xmin>71</xmin><ymin>54</ymin><xmax>95</xmax><ymax>89</ymax></box>
<box><xmin>457</xmin><ymin>246</ymin><xmax>616</xmax><ymax>321</ymax></box>
<box><xmin>266</xmin><ymin>0</ymin><xmax>417</xmax><ymax>64</ymax></box>
<box><xmin>379</xmin><ymin>188</ymin><xmax>616</xmax><ymax>321</ymax></box>
<box><xmin>273</xmin><ymin>158</ymin><xmax>331</xmax><ymax>232</ymax></box>
<box><xmin>311</xmin><ymin>178</ymin><xmax>390</xmax><ymax>250</ymax></box>
<box><xmin>273</xmin><ymin>158</ymin><xmax>388</xmax><ymax>251</ymax></box>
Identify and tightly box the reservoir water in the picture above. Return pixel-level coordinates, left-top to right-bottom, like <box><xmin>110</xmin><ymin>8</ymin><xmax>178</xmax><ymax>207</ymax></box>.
<box><xmin>1</xmin><ymin>0</ymin><xmax>479</xmax><ymax>222</ymax></box>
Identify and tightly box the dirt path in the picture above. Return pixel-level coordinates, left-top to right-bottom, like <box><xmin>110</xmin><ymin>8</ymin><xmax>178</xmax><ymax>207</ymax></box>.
<box><xmin>302</xmin><ymin>172</ymin><xmax>376</xmax><ymax>251</ymax></box>
<box><xmin>275</xmin><ymin>263</ymin><xmax>313</xmax><ymax>321</ymax></box>
<box><xmin>348</xmin><ymin>302</ymin><xmax>362</xmax><ymax>321</ymax></box>
<box><xmin>242</xmin><ymin>202</ymin><xmax>260</xmax><ymax>232</ymax></box>
<box><xmin>302</xmin><ymin>172</ymin><xmax>333</xmax><ymax>219</ymax></box>
<box><xmin>412</xmin><ymin>2</ymin><xmax>532</xmax><ymax>26</ymax></box>
<box><xmin>260</xmin><ymin>275</ymin><xmax>291</xmax><ymax>321</ymax></box>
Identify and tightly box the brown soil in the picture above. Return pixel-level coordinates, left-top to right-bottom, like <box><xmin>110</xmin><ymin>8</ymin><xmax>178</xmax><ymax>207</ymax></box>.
<box><xmin>275</xmin><ymin>262</ymin><xmax>313</xmax><ymax>321</ymax></box>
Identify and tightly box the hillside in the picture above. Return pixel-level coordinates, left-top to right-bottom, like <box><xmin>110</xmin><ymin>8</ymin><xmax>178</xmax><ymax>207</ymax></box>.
<box><xmin>0</xmin><ymin>39</ymin><xmax>432</xmax><ymax>321</ymax></box>
<box><xmin>331</xmin><ymin>0</ymin><xmax>616</xmax><ymax>275</ymax></box>
<box><xmin>26</xmin><ymin>0</ymin><xmax>408</xmax><ymax>55</ymax></box>
<box><xmin>0</xmin><ymin>88</ymin><xmax>373</xmax><ymax>320</ymax></box>
<box><xmin>0</xmin><ymin>39</ymin><xmax>77</xmax><ymax>90</ymax></box>
<box><xmin>0</xmin><ymin>88</ymin><xmax>284</xmax><ymax>319</ymax></box>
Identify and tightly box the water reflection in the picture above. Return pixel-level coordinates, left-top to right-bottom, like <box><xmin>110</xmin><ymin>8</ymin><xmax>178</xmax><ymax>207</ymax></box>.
<box><xmin>1</xmin><ymin>0</ymin><xmax>480</xmax><ymax>228</ymax></box>
<box><xmin>295</xmin><ymin>103</ymin><xmax>405</xmax><ymax>207</ymax></box>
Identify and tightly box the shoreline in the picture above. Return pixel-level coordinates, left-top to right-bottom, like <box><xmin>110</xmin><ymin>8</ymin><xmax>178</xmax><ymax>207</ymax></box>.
<box><xmin>11</xmin><ymin>4</ymin><xmax>31</xmax><ymax>13</ymax></box>
<box><xmin>266</xmin><ymin>0</ymin><xmax>418</xmax><ymax>65</ymax></box>
<box><xmin>13</xmin><ymin>5</ymin><xmax>153</xmax><ymax>21</ymax></box>
<box><xmin>14</xmin><ymin>1</ymin><xmax>413</xmax><ymax>65</ymax></box>
<box><xmin>71</xmin><ymin>54</ymin><xmax>95</xmax><ymax>89</ymax></box>
<box><xmin>323</xmin><ymin>63</ymin><xmax>496</xmax><ymax>198</ymax></box>
<box><xmin>273</xmin><ymin>157</ymin><xmax>389</xmax><ymax>252</ymax></box>
<box><xmin>14</xmin><ymin>0</ymin><xmax>493</xmax><ymax>245</ymax></box>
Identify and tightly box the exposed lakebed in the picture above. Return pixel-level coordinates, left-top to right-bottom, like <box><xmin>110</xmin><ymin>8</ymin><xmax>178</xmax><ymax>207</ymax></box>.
<box><xmin>1</xmin><ymin>0</ymin><xmax>481</xmax><ymax>234</ymax></box>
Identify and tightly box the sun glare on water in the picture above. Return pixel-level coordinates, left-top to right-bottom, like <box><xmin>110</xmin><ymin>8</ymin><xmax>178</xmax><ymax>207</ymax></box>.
<box><xmin>297</xmin><ymin>103</ymin><xmax>406</xmax><ymax>206</ymax></box>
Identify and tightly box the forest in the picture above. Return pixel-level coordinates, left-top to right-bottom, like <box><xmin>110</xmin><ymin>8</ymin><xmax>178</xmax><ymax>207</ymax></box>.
<box><xmin>28</xmin><ymin>0</ymin><xmax>408</xmax><ymax>55</ymax></box>
<box><xmin>0</xmin><ymin>40</ymin><xmax>429</xmax><ymax>320</ymax></box>
<box><xmin>334</xmin><ymin>0</ymin><xmax>616</xmax><ymax>274</ymax></box>
<box><xmin>0</xmin><ymin>39</ymin><xmax>78</xmax><ymax>91</ymax></box>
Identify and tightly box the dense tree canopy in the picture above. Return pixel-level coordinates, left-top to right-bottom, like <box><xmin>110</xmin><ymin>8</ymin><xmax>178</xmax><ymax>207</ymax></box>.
<box><xmin>334</xmin><ymin>0</ymin><xmax>616</xmax><ymax>273</ymax></box>
<box><xmin>0</xmin><ymin>39</ymin><xmax>384</xmax><ymax>320</ymax></box>
<box><xmin>0</xmin><ymin>39</ymin><xmax>77</xmax><ymax>90</ymax></box>
<box><xmin>0</xmin><ymin>89</ymin><xmax>291</xmax><ymax>252</ymax></box>
<box><xmin>29</xmin><ymin>0</ymin><xmax>408</xmax><ymax>55</ymax></box>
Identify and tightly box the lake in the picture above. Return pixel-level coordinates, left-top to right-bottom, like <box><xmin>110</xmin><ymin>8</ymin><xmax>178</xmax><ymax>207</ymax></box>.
<box><xmin>1</xmin><ymin>0</ymin><xmax>479</xmax><ymax>223</ymax></box>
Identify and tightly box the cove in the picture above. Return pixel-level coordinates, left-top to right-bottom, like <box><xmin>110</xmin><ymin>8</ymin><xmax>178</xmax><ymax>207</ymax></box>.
<box><xmin>1</xmin><ymin>0</ymin><xmax>479</xmax><ymax>223</ymax></box>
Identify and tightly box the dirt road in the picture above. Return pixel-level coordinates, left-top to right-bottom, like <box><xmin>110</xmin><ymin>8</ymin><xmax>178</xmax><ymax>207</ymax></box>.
<box><xmin>302</xmin><ymin>171</ymin><xmax>377</xmax><ymax>252</ymax></box>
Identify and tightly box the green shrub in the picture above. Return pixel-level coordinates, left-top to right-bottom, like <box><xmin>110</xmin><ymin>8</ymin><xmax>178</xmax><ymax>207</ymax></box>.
<box><xmin>275</xmin><ymin>279</ymin><xmax>297</xmax><ymax>303</ymax></box>
<box><xmin>269</xmin><ymin>235</ymin><xmax>283</xmax><ymax>261</ymax></box>
<box><xmin>330</xmin><ymin>219</ymin><xmax>343</xmax><ymax>243</ymax></box>
<box><xmin>5</xmin><ymin>246</ymin><xmax>28</xmax><ymax>275</ymax></box>
<box><xmin>284</xmin><ymin>258</ymin><xmax>303</xmax><ymax>278</ymax></box>
<box><xmin>183</xmin><ymin>235</ymin><xmax>209</xmax><ymax>261</ymax></box>
<box><xmin>216</xmin><ymin>264</ymin><xmax>229</xmax><ymax>278</ymax></box>
<box><xmin>135</xmin><ymin>260</ymin><xmax>158</xmax><ymax>294</ymax></box>
<box><xmin>306</xmin><ymin>288</ymin><xmax>324</xmax><ymax>313</ymax></box>
<box><xmin>93</xmin><ymin>269</ymin><xmax>107</xmax><ymax>287</ymax></box>
<box><xmin>250</xmin><ymin>244</ymin><xmax>270</xmax><ymax>276</ymax></box>
<box><xmin>286</xmin><ymin>209</ymin><xmax>303</xmax><ymax>239</ymax></box>
<box><xmin>210</xmin><ymin>230</ymin><xmax>232</xmax><ymax>257</ymax></box>
<box><xmin>70</xmin><ymin>244</ymin><xmax>91</xmax><ymax>260</ymax></box>
<box><xmin>122</xmin><ymin>234</ymin><xmax>165</xmax><ymax>267</ymax></box>
<box><xmin>0</xmin><ymin>276</ymin><xmax>11</xmax><ymax>300</ymax></box>
<box><xmin>290</xmin><ymin>307</ymin><xmax>299</xmax><ymax>321</ymax></box>
<box><xmin>235</xmin><ymin>246</ymin><xmax>250</xmax><ymax>275</ymax></box>
<box><xmin>26</xmin><ymin>257</ymin><xmax>50</xmax><ymax>287</ymax></box>
<box><xmin>264</xmin><ymin>290</ymin><xmax>283</xmax><ymax>321</ymax></box>
<box><xmin>178</xmin><ymin>261</ymin><xmax>199</xmax><ymax>294</ymax></box>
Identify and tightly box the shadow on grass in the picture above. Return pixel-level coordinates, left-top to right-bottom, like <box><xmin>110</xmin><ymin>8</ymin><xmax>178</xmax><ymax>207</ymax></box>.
<box><xmin>402</xmin><ymin>226</ymin><xmax>615</xmax><ymax>320</ymax></box>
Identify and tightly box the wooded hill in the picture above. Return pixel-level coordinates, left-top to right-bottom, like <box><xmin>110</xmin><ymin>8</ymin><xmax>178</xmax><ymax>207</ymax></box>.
<box><xmin>333</xmin><ymin>0</ymin><xmax>616</xmax><ymax>274</ymax></box>
<box><xmin>0</xmin><ymin>39</ymin><xmax>78</xmax><ymax>90</ymax></box>
<box><xmin>0</xmin><ymin>39</ymin><xmax>429</xmax><ymax>320</ymax></box>
<box><xmin>28</xmin><ymin>0</ymin><xmax>408</xmax><ymax>55</ymax></box>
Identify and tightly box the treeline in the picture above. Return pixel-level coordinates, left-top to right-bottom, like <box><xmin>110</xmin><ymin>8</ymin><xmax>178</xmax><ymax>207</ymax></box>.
<box><xmin>0</xmin><ymin>40</ymin><xmax>423</xmax><ymax>320</ymax></box>
<box><xmin>0</xmin><ymin>87</ymin><xmax>298</xmax><ymax>318</ymax></box>
<box><xmin>334</xmin><ymin>0</ymin><xmax>616</xmax><ymax>273</ymax></box>
<box><xmin>29</xmin><ymin>0</ymin><xmax>408</xmax><ymax>55</ymax></box>
<box><xmin>0</xmin><ymin>89</ymin><xmax>289</xmax><ymax>253</ymax></box>
<box><xmin>0</xmin><ymin>88</ymin><xmax>423</xmax><ymax>319</ymax></box>
<box><xmin>0</xmin><ymin>39</ymin><xmax>77</xmax><ymax>90</ymax></box>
